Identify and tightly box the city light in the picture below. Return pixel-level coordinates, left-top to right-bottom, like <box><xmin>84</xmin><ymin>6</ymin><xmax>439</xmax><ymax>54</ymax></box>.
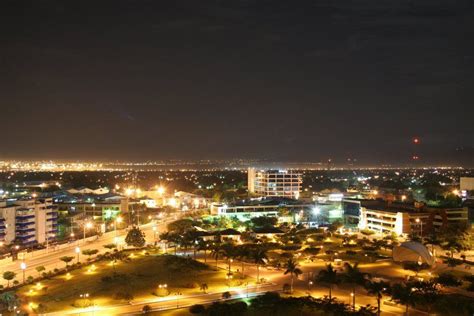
<box><xmin>313</xmin><ymin>206</ymin><xmax>321</xmax><ymax>215</ymax></box>
<box><xmin>157</xmin><ymin>186</ymin><xmax>166</xmax><ymax>195</ymax></box>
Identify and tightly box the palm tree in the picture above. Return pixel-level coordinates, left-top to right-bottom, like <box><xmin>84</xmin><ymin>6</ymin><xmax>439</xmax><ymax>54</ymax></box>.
<box><xmin>364</xmin><ymin>280</ymin><xmax>390</xmax><ymax>316</ymax></box>
<box><xmin>250</xmin><ymin>247</ymin><xmax>268</xmax><ymax>284</ymax></box>
<box><xmin>197</xmin><ymin>240</ymin><xmax>209</xmax><ymax>263</ymax></box>
<box><xmin>111</xmin><ymin>250</ymin><xmax>127</xmax><ymax>272</ymax></box>
<box><xmin>199</xmin><ymin>282</ymin><xmax>208</xmax><ymax>293</ymax></box>
<box><xmin>0</xmin><ymin>291</ymin><xmax>20</xmax><ymax>311</ymax></box>
<box><xmin>35</xmin><ymin>265</ymin><xmax>46</xmax><ymax>277</ymax></box>
<box><xmin>2</xmin><ymin>272</ymin><xmax>16</xmax><ymax>288</ymax></box>
<box><xmin>283</xmin><ymin>257</ymin><xmax>303</xmax><ymax>293</ymax></box>
<box><xmin>60</xmin><ymin>256</ymin><xmax>74</xmax><ymax>269</ymax></box>
<box><xmin>237</xmin><ymin>245</ymin><xmax>249</xmax><ymax>276</ymax></box>
<box><xmin>341</xmin><ymin>262</ymin><xmax>369</xmax><ymax>310</ymax></box>
<box><xmin>316</xmin><ymin>264</ymin><xmax>339</xmax><ymax>300</ymax></box>
<box><xmin>391</xmin><ymin>282</ymin><xmax>417</xmax><ymax>315</ymax></box>
<box><xmin>220</xmin><ymin>243</ymin><xmax>237</xmax><ymax>273</ymax></box>
<box><xmin>210</xmin><ymin>243</ymin><xmax>221</xmax><ymax>268</ymax></box>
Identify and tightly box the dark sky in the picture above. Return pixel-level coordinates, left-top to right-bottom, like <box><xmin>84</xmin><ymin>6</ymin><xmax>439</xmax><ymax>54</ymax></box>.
<box><xmin>1</xmin><ymin>0</ymin><xmax>474</xmax><ymax>165</ymax></box>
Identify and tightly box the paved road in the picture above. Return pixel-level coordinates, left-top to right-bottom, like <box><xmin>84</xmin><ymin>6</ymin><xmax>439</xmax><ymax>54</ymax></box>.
<box><xmin>0</xmin><ymin>221</ymin><xmax>171</xmax><ymax>287</ymax></box>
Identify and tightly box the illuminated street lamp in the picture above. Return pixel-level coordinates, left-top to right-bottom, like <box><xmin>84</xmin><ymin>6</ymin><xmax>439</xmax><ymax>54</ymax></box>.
<box><xmin>83</xmin><ymin>221</ymin><xmax>93</xmax><ymax>243</ymax></box>
<box><xmin>157</xmin><ymin>186</ymin><xmax>165</xmax><ymax>195</ymax></box>
<box><xmin>415</xmin><ymin>218</ymin><xmax>423</xmax><ymax>238</ymax></box>
<box><xmin>152</xmin><ymin>226</ymin><xmax>158</xmax><ymax>242</ymax></box>
<box><xmin>75</xmin><ymin>246</ymin><xmax>80</xmax><ymax>263</ymax></box>
<box><xmin>114</xmin><ymin>216</ymin><xmax>123</xmax><ymax>237</ymax></box>
<box><xmin>225</xmin><ymin>274</ymin><xmax>233</xmax><ymax>288</ymax></box>
<box><xmin>175</xmin><ymin>291</ymin><xmax>182</xmax><ymax>308</ymax></box>
<box><xmin>20</xmin><ymin>262</ymin><xmax>27</xmax><ymax>284</ymax></box>
<box><xmin>46</xmin><ymin>232</ymin><xmax>55</xmax><ymax>252</ymax></box>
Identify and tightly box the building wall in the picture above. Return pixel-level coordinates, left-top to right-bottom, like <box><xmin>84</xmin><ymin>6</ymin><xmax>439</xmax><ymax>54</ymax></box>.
<box><xmin>460</xmin><ymin>177</ymin><xmax>474</xmax><ymax>191</ymax></box>
<box><xmin>248</xmin><ymin>168</ymin><xmax>302</xmax><ymax>199</ymax></box>
<box><xmin>0</xmin><ymin>198</ymin><xmax>58</xmax><ymax>246</ymax></box>
<box><xmin>248</xmin><ymin>168</ymin><xmax>256</xmax><ymax>194</ymax></box>
<box><xmin>359</xmin><ymin>206</ymin><xmax>468</xmax><ymax>236</ymax></box>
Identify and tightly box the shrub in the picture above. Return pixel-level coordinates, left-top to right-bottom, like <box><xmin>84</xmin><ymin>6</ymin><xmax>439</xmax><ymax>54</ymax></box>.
<box><xmin>361</xmin><ymin>229</ymin><xmax>375</xmax><ymax>236</ymax></box>
<box><xmin>467</xmin><ymin>283</ymin><xmax>474</xmax><ymax>292</ymax></box>
<box><xmin>142</xmin><ymin>305</ymin><xmax>152</xmax><ymax>313</ymax></box>
<box><xmin>183</xmin><ymin>282</ymin><xmax>198</xmax><ymax>289</ymax></box>
<box><xmin>74</xmin><ymin>298</ymin><xmax>92</xmax><ymax>308</ymax></box>
<box><xmin>35</xmin><ymin>303</ymin><xmax>48</xmax><ymax>313</ymax></box>
<box><xmin>436</xmin><ymin>273</ymin><xmax>462</xmax><ymax>287</ymax></box>
<box><xmin>463</xmin><ymin>275</ymin><xmax>474</xmax><ymax>283</ymax></box>
<box><xmin>189</xmin><ymin>304</ymin><xmax>206</xmax><ymax>314</ymax></box>
<box><xmin>303</xmin><ymin>247</ymin><xmax>321</xmax><ymax>255</ymax></box>
<box><xmin>281</xmin><ymin>245</ymin><xmax>301</xmax><ymax>251</ymax></box>
<box><xmin>114</xmin><ymin>291</ymin><xmax>134</xmax><ymax>301</ymax></box>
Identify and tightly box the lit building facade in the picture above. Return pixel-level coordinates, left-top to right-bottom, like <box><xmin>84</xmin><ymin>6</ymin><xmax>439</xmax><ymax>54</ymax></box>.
<box><xmin>358</xmin><ymin>202</ymin><xmax>468</xmax><ymax>236</ymax></box>
<box><xmin>248</xmin><ymin>168</ymin><xmax>302</xmax><ymax>199</ymax></box>
<box><xmin>0</xmin><ymin>198</ymin><xmax>58</xmax><ymax>245</ymax></box>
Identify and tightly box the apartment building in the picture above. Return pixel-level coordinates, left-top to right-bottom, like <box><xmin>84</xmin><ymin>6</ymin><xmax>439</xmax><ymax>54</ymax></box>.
<box><xmin>248</xmin><ymin>168</ymin><xmax>302</xmax><ymax>199</ymax></box>
<box><xmin>0</xmin><ymin>198</ymin><xmax>58</xmax><ymax>246</ymax></box>
<box><xmin>358</xmin><ymin>201</ymin><xmax>468</xmax><ymax>236</ymax></box>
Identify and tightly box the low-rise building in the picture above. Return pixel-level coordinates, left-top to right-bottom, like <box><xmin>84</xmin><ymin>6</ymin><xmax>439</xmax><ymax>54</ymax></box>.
<box><xmin>358</xmin><ymin>201</ymin><xmax>468</xmax><ymax>236</ymax></box>
<box><xmin>210</xmin><ymin>197</ymin><xmax>314</xmax><ymax>222</ymax></box>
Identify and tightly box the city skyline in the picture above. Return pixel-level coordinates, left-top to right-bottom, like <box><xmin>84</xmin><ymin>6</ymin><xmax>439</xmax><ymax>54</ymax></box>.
<box><xmin>2</xmin><ymin>0</ymin><xmax>473</xmax><ymax>165</ymax></box>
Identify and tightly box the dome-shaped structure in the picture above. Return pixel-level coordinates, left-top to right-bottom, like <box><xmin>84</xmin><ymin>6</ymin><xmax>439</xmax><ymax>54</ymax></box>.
<box><xmin>392</xmin><ymin>241</ymin><xmax>434</xmax><ymax>266</ymax></box>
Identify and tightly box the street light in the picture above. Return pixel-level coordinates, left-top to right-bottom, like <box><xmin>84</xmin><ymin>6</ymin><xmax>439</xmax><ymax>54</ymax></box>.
<box><xmin>157</xmin><ymin>186</ymin><xmax>165</xmax><ymax>195</ymax></box>
<box><xmin>20</xmin><ymin>262</ymin><xmax>27</xmax><ymax>283</ymax></box>
<box><xmin>158</xmin><ymin>283</ymin><xmax>168</xmax><ymax>296</ymax></box>
<box><xmin>415</xmin><ymin>218</ymin><xmax>423</xmax><ymax>238</ymax></box>
<box><xmin>114</xmin><ymin>216</ymin><xmax>123</xmax><ymax>237</ymax></box>
<box><xmin>350</xmin><ymin>292</ymin><xmax>355</xmax><ymax>310</ymax></box>
<box><xmin>175</xmin><ymin>291</ymin><xmax>182</xmax><ymax>308</ymax></box>
<box><xmin>75</xmin><ymin>246</ymin><xmax>80</xmax><ymax>263</ymax></box>
<box><xmin>152</xmin><ymin>226</ymin><xmax>158</xmax><ymax>242</ymax></box>
<box><xmin>83</xmin><ymin>221</ymin><xmax>93</xmax><ymax>243</ymax></box>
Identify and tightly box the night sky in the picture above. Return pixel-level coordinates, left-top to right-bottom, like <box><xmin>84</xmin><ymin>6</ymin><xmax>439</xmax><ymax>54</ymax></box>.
<box><xmin>2</xmin><ymin>0</ymin><xmax>474</xmax><ymax>166</ymax></box>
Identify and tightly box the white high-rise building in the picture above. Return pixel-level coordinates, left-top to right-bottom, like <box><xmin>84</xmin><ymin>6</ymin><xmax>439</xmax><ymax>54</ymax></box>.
<box><xmin>0</xmin><ymin>198</ymin><xmax>58</xmax><ymax>246</ymax></box>
<box><xmin>248</xmin><ymin>168</ymin><xmax>302</xmax><ymax>199</ymax></box>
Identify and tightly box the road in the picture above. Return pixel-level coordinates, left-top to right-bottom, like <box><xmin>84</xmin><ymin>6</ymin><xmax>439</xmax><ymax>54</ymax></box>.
<box><xmin>0</xmin><ymin>221</ymin><xmax>170</xmax><ymax>287</ymax></box>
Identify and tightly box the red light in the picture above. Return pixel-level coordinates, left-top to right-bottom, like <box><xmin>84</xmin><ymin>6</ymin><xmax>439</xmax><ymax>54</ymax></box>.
<box><xmin>413</xmin><ymin>138</ymin><xmax>419</xmax><ymax>144</ymax></box>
